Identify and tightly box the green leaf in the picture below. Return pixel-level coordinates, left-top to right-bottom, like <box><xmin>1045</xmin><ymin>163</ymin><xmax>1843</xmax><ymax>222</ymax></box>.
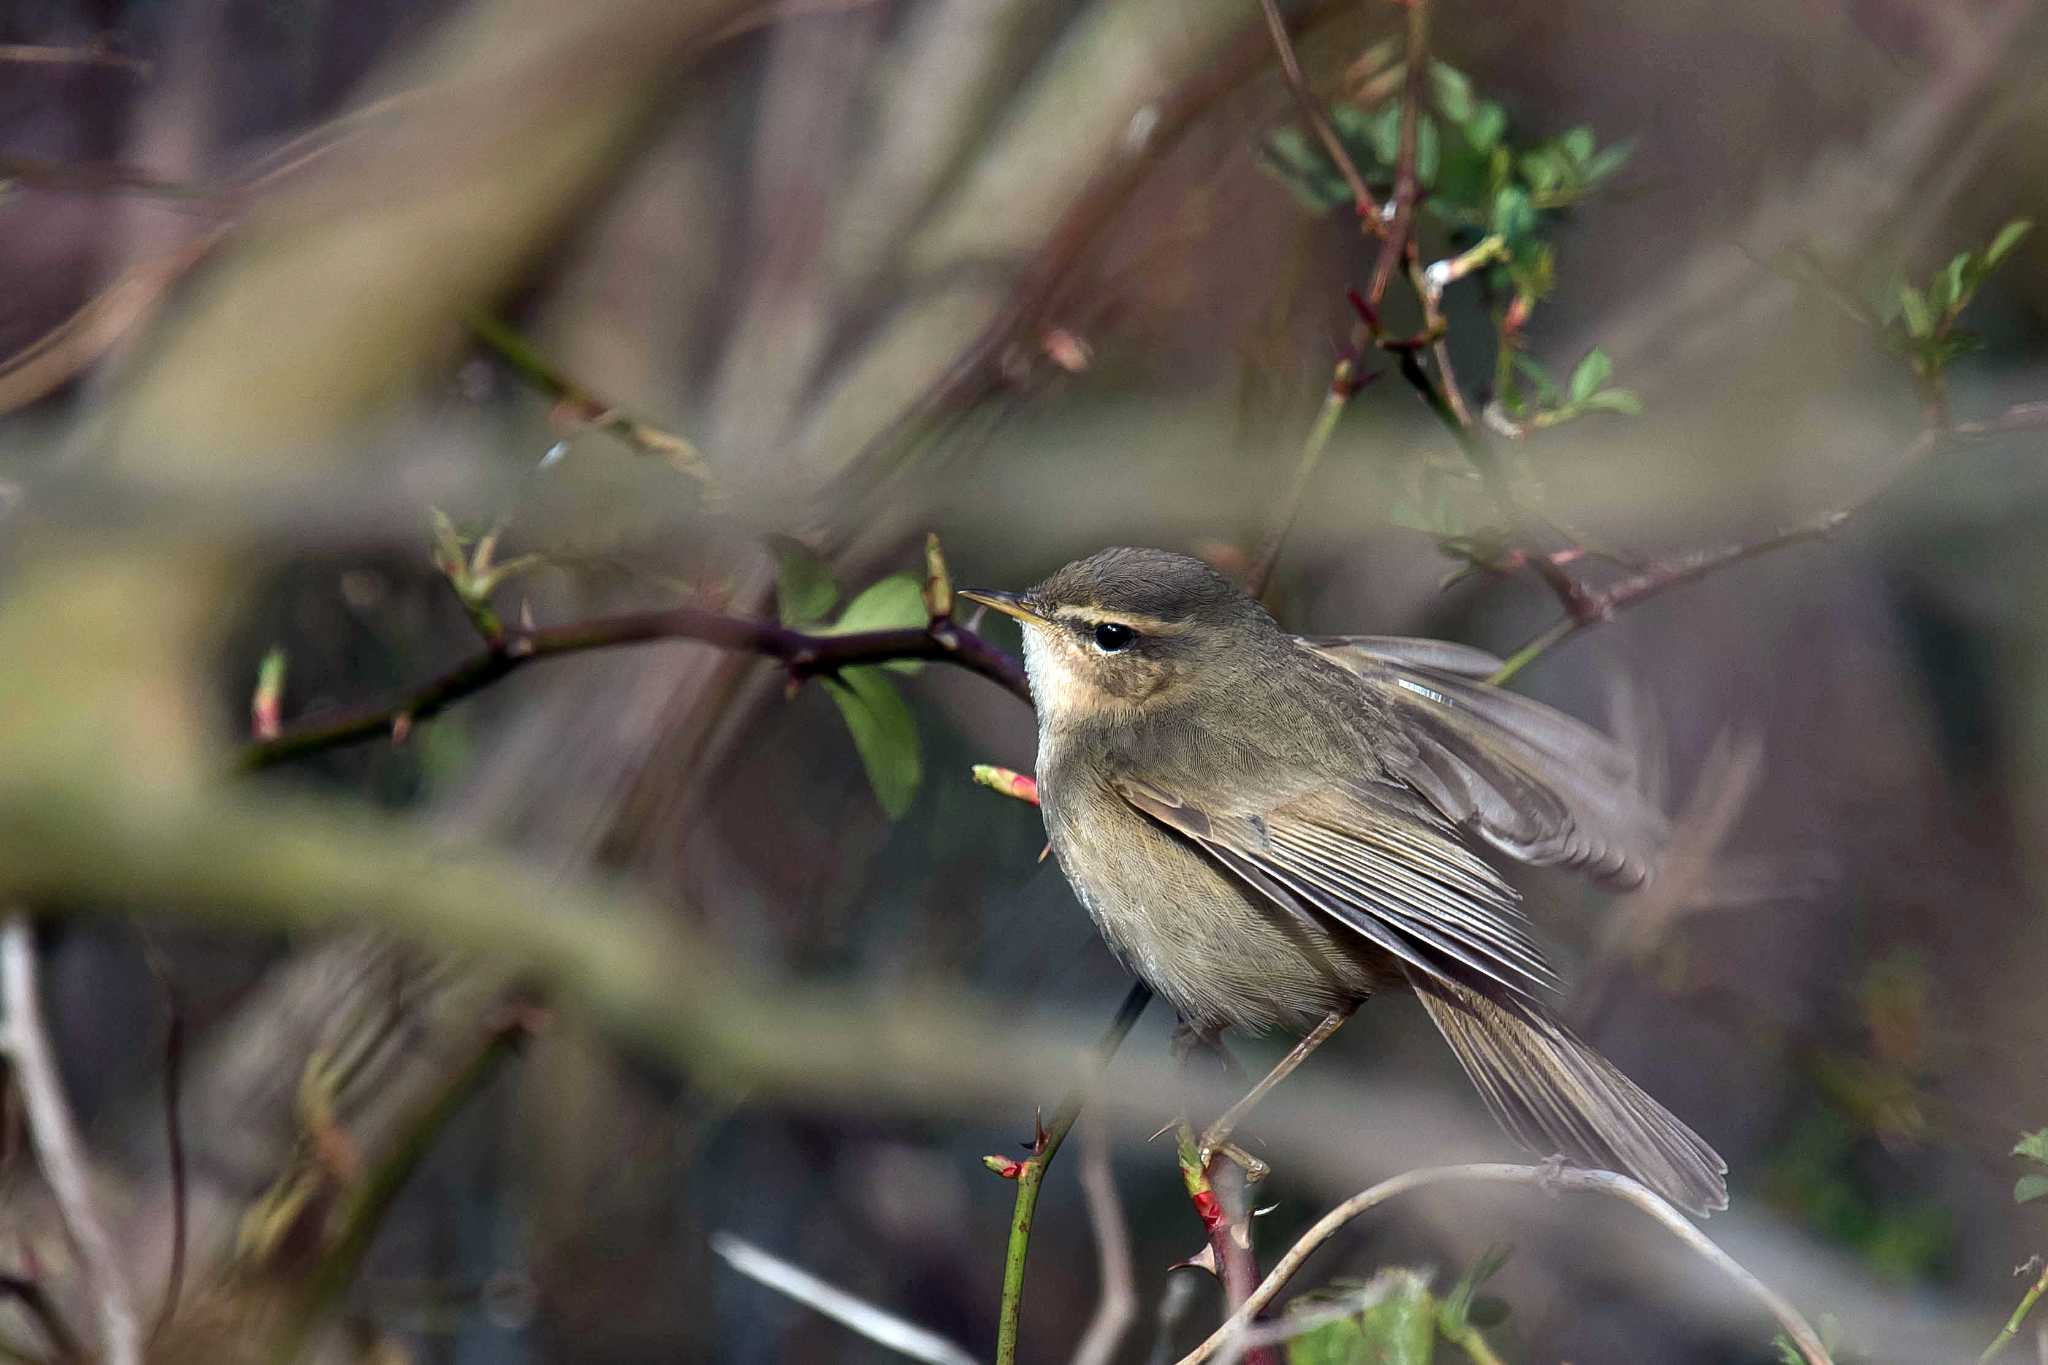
<box><xmin>1463</xmin><ymin>100</ymin><xmax>1507</xmax><ymax>153</ymax></box>
<box><xmin>1429</xmin><ymin>61</ymin><xmax>1474</xmax><ymax>123</ymax></box>
<box><xmin>1931</xmin><ymin>251</ymin><xmax>1971</xmax><ymax>315</ymax></box>
<box><xmin>1895</xmin><ymin>282</ymin><xmax>1933</xmax><ymax>339</ymax></box>
<box><xmin>1511</xmin><ymin>353</ymin><xmax>1559</xmax><ymax>406</ymax></box>
<box><xmin>1368</xmin><ymin>104</ymin><xmax>1403</xmax><ymax>168</ymax></box>
<box><xmin>1518</xmin><ymin>147</ymin><xmax>1563</xmax><ymax>197</ymax></box>
<box><xmin>1439</xmin><ymin>1243</ymin><xmax>1511</xmax><ymax>1335</ymax></box>
<box><xmin>1985</xmin><ymin>218</ymin><xmax>2034</xmax><ymax>269</ymax></box>
<box><xmin>1561</xmin><ymin>125</ymin><xmax>1596</xmax><ymax>164</ymax></box>
<box><xmin>1284</xmin><ymin>1271</ymin><xmax>1436</xmax><ymax>1365</ymax></box>
<box><xmin>774</xmin><ymin>539</ymin><xmax>839</xmax><ymax>625</ymax></box>
<box><xmin>2013</xmin><ymin>1129</ymin><xmax>2048</xmax><ymax>1165</ymax></box>
<box><xmin>1583</xmin><ymin>139</ymin><xmax>1633</xmax><ymax>184</ymax></box>
<box><xmin>1491</xmin><ymin>184</ymin><xmax>1535</xmax><ymax>240</ymax></box>
<box><xmin>1581</xmin><ymin>387</ymin><xmax>1643</xmax><ymax>416</ymax></box>
<box><xmin>1415</xmin><ymin>115</ymin><xmax>1440</xmax><ymax>187</ymax></box>
<box><xmin>824</xmin><ymin>668</ymin><xmax>921</xmax><ymax>818</ymax></box>
<box><xmin>1568</xmin><ymin>346</ymin><xmax>1614</xmax><ymax>403</ymax></box>
<box><xmin>1355</xmin><ymin>1271</ymin><xmax>1436</xmax><ymax>1365</ymax></box>
<box><xmin>824</xmin><ymin>572</ymin><xmax>928</xmax><ymax>674</ymax></box>
<box><xmin>2016</xmin><ymin>1174</ymin><xmax>2048</xmax><ymax>1204</ymax></box>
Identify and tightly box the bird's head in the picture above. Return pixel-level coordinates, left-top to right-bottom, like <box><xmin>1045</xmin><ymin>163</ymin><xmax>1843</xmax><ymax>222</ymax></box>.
<box><xmin>960</xmin><ymin>547</ymin><xmax>1280</xmax><ymax>722</ymax></box>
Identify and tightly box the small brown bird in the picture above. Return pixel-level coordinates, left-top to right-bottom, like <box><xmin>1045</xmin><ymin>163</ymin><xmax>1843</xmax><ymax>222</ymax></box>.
<box><xmin>962</xmin><ymin>547</ymin><xmax>1727</xmax><ymax>1215</ymax></box>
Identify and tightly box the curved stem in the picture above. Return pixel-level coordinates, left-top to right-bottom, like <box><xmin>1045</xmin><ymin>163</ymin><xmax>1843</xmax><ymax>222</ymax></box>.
<box><xmin>1172</xmin><ymin>1164</ymin><xmax>1833</xmax><ymax>1365</ymax></box>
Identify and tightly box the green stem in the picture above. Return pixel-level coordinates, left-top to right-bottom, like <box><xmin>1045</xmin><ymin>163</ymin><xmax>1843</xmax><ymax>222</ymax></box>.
<box><xmin>1247</xmin><ymin>359</ymin><xmax>1359</xmax><ymax>593</ymax></box>
<box><xmin>995</xmin><ymin>983</ymin><xmax>1151</xmax><ymax>1365</ymax></box>
<box><xmin>1980</xmin><ymin>1259</ymin><xmax>2048</xmax><ymax>1362</ymax></box>
<box><xmin>1485</xmin><ymin>616</ymin><xmax>1578</xmax><ymax>687</ymax></box>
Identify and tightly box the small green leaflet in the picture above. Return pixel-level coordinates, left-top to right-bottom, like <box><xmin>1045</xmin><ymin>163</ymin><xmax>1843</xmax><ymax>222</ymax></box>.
<box><xmin>825</xmin><ymin>667</ymin><xmax>921</xmax><ymax>819</ymax></box>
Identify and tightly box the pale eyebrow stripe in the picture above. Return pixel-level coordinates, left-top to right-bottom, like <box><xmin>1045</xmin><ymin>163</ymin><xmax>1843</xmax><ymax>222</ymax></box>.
<box><xmin>1046</xmin><ymin>604</ymin><xmax>1194</xmax><ymax>636</ymax></box>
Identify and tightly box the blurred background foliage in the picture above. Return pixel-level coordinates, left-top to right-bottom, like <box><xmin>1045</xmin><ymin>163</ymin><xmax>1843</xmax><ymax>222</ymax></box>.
<box><xmin>2</xmin><ymin>0</ymin><xmax>2048</xmax><ymax>1361</ymax></box>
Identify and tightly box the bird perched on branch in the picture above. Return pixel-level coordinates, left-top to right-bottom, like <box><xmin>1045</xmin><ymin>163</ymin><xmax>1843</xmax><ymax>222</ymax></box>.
<box><xmin>962</xmin><ymin>546</ymin><xmax>1726</xmax><ymax>1216</ymax></box>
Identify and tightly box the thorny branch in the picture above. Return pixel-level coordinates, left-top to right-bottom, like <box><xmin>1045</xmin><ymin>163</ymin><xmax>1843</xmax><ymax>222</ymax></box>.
<box><xmin>1172</xmin><ymin>1164</ymin><xmax>1835</xmax><ymax>1365</ymax></box>
<box><xmin>241</xmin><ymin>603</ymin><xmax>1028</xmax><ymax>769</ymax></box>
<box><xmin>1</xmin><ymin>914</ymin><xmax>143</xmax><ymax>1365</ymax></box>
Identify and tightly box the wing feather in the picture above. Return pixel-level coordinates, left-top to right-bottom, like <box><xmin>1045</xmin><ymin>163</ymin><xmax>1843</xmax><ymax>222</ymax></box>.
<box><xmin>1303</xmin><ymin>635</ymin><xmax>1667</xmax><ymax>885</ymax></box>
<box><xmin>1116</xmin><ymin>778</ymin><xmax>1555</xmax><ymax>1001</ymax></box>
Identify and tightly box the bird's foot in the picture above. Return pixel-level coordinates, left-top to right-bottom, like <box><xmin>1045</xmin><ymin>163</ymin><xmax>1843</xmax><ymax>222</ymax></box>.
<box><xmin>1198</xmin><ymin>1138</ymin><xmax>1270</xmax><ymax>1183</ymax></box>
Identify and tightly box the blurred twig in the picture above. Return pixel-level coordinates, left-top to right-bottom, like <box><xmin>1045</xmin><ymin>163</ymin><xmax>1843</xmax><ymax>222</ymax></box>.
<box><xmin>1255</xmin><ymin>0</ymin><xmax>1380</xmax><ymax>228</ymax></box>
<box><xmin>138</xmin><ymin>942</ymin><xmax>189</xmax><ymax>1344</ymax></box>
<box><xmin>0</xmin><ymin>41</ymin><xmax>148</xmax><ymax>76</ymax></box>
<box><xmin>0</xmin><ymin>915</ymin><xmax>142</xmax><ymax>1365</ymax></box>
<box><xmin>241</xmin><ymin>604</ymin><xmax>1028</xmax><ymax>769</ymax></box>
<box><xmin>465</xmin><ymin>314</ymin><xmax>711</xmax><ymax>480</ymax></box>
<box><xmin>711</xmin><ymin>1233</ymin><xmax>979</xmax><ymax>1365</ymax></box>
<box><xmin>0</xmin><ymin>1274</ymin><xmax>83</xmax><ymax>1362</ymax></box>
<box><xmin>1174</xmin><ymin>1164</ymin><xmax>1834</xmax><ymax>1365</ymax></box>
<box><xmin>1487</xmin><ymin>400</ymin><xmax>2048</xmax><ymax>685</ymax></box>
<box><xmin>1069</xmin><ymin>1117</ymin><xmax>1137</xmax><ymax>1365</ymax></box>
<box><xmin>994</xmin><ymin>984</ymin><xmax>1152</xmax><ymax>1365</ymax></box>
<box><xmin>274</xmin><ymin>1009</ymin><xmax>533</xmax><ymax>1361</ymax></box>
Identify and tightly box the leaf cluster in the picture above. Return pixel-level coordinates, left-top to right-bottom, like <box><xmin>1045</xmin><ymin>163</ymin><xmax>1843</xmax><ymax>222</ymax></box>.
<box><xmin>774</xmin><ymin>539</ymin><xmax>931</xmax><ymax>819</ymax></box>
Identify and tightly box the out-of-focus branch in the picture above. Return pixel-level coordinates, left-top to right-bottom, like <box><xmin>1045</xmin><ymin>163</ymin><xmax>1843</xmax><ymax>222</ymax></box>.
<box><xmin>1173</xmin><ymin>1164</ymin><xmax>1834</xmax><ymax>1365</ymax></box>
<box><xmin>992</xmin><ymin>983</ymin><xmax>1152</xmax><ymax>1365</ymax></box>
<box><xmin>241</xmin><ymin>605</ymin><xmax>1028</xmax><ymax>769</ymax></box>
<box><xmin>1255</xmin><ymin>0</ymin><xmax>1381</xmax><ymax>228</ymax></box>
<box><xmin>465</xmin><ymin>314</ymin><xmax>711</xmax><ymax>480</ymax></box>
<box><xmin>0</xmin><ymin>914</ymin><xmax>143</xmax><ymax>1365</ymax></box>
<box><xmin>1068</xmin><ymin>1117</ymin><xmax>1136</xmax><ymax>1365</ymax></box>
<box><xmin>0</xmin><ymin>1273</ymin><xmax>84</xmax><ymax>1362</ymax></box>
<box><xmin>711</xmin><ymin>1233</ymin><xmax>980</xmax><ymax>1365</ymax></box>
<box><xmin>1364</xmin><ymin>0</ymin><xmax>1430</xmax><ymax>307</ymax></box>
<box><xmin>1486</xmin><ymin>401</ymin><xmax>2048</xmax><ymax>685</ymax></box>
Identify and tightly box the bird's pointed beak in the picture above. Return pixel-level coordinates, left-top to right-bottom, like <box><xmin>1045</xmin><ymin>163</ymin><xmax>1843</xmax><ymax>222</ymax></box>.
<box><xmin>958</xmin><ymin>588</ymin><xmax>1047</xmax><ymax>625</ymax></box>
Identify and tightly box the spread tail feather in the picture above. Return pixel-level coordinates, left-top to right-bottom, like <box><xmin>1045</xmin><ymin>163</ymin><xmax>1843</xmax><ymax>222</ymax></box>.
<box><xmin>1408</xmin><ymin>970</ymin><xmax>1729</xmax><ymax>1215</ymax></box>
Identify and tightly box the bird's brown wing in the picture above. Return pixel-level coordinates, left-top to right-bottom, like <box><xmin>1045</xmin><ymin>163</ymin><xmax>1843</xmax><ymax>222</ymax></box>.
<box><xmin>1115</xmin><ymin>774</ymin><xmax>1727</xmax><ymax>1215</ymax></box>
<box><xmin>1300</xmin><ymin>635</ymin><xmax>1667</xmax><ymax>886</ymax></box>
<box><xmin>1114</xmin><ymin>776</ymin><xmax>1556</xmax><ymax>1001</ymax></box>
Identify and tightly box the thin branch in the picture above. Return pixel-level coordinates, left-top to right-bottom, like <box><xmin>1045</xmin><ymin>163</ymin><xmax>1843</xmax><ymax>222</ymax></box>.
<box><xmin>994</xmin><ymin>983</ymin><xmax>1152</xmax><ymax>1365</ymax></box>
<box><xmin>1980</xmin><ymin>1257</ymin><xmax>2048</xmax><ymax>1362</ymax></box>
<box><xmin>465</xmin><ymin>314</ymin><xmax>711</xmax><ymax>480</ymax></box>
<box><xmin>0</xmin><ymin>1274</ymin><xmax>84</xmax><ymax>1362</ymax></box>
<box><xmin>1255</xmin><ymin>0</ymin><xmax>1382</xmax><ymax>229</ymax></box>
<box><xmin>0</xmin><ymin>914</ymin><xmax>143</xmax><ymax>1365</ymax></box>
<box><xmin>1173</xmin><ymin>1164</ymin><xmax>1834</xmax><ymax>1365</ymax></box>
<box><xmin>1363</xmin><ymin>0</ymin><xmax>1430</xmax><ymax>308</ymax></box>
<box><xmin>240</xmin><ymin>606</ymin><xmax>1029</xmax><ymax>769</ymax></box>
<box><xmin>1485</xmin><ymin>401</ymin><xmax>2048</xmax><ymax>685</ymax></box>
<box><xmin>712</xmin><ymin>1233</ymin><xmax>980</xmax><ymax>1365</ymax></box>
<box><xmin>1246</xmin><ymin>353</ymin><xmax>1369</xmax><ymax>592</ymax></box>
<box><xmin>138</xmin><ymin>943</ymin><xmax>187</xmax><ymax>1345</ymax></box>
<box><xmin>1069</xmin><ymin>1116</ymin><xmax>1137</xmax><ymax>1365</ymax></box>
<box><xmin>0</xmin><ymin>41</ymin><xmax>149</xmax><ymax>76</ymax></box>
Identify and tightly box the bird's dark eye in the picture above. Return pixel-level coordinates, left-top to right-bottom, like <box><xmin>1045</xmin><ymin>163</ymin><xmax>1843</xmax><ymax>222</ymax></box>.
<box><xmin>1092</xmin><ymin>622</ymin><xmax>1137</xmax><ymax>652</ymax></box>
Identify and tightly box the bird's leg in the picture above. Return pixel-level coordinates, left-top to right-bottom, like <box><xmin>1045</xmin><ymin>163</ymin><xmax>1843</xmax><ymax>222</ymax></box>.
<box><xmin>1197</xmin><ymin>1004</ymin><xmax>1356</xmax><ymax>1171</ymax></box>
